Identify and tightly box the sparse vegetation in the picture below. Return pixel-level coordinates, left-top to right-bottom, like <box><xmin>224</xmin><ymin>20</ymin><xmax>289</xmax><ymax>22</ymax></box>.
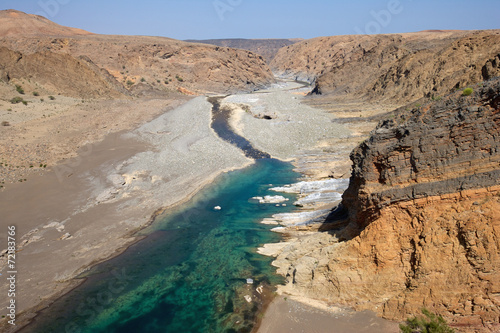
<box><xmin>15</xmin><ymin>85</ymin><xmax>25</xmax><ymax>94</ymax></box>
<box><xmin>33</xmin><ymin>91</ymin><xmax>40</xmax><ymax>96</ymax></box>
<box><xmin>10</xmin><ymin>96</ymin><xmax>24</xmax><ymax>104</ymax></box>
<box><xmin>176</xmin><ymin>75</ymin><xmax>184</xmax><ymax>82</ymax></box>
<box><xmin>49</xmin><ymin>95</ymin><xmax>56</xmax><ymax>100</ymax></box>
<box><xmin>462</xmin><ymin>87</ymin><xmax>473</xmax><ymax>96</ymax></box>
<box><xmin>399</xmin><ymin>308</ymin><xmax>454</xmax><ymax>333</ymax></box>
<box><xmin>126</xmin><ymin>80</ymin><xmax>134</xmax><ymax>87</ymax></box>
<box><xmin>22</xmin><ymin>100</ymin><xmax>28</xmax><ymax>106</ymax></box>
<box><xmin>141</xmin><ymin>77</ymin><xmax>146</xmax><ymax>82</ymax></box>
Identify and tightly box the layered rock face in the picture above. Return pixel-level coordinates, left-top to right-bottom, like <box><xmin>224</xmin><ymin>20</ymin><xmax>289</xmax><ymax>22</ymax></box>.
<box><xmin>339</xmin><ymin>78</ymin><xmax>500</xmax><ymax>329</ymax></box>
<box><xmin>271</xmin><ymin>30</ymin><xmax>500</xmax><ymax>104</ymax></box>
<box><xmin>275</xmin><ymin>79</ymin><xmax>500</xmax><ymax>332</ymax></box>
<box><xmin>343</xmin><ymin>79</ymin><xmax>500</xmax><ymax>230</ymax></box>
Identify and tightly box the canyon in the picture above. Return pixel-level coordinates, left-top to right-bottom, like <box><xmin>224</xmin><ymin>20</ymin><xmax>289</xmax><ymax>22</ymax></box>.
<box><xmin>0</xmin><ymin>8</ymin><xmax>499</xmax><ymax>332</ymax></box>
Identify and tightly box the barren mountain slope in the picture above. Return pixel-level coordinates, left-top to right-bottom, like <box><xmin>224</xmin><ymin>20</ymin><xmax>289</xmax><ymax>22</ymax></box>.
<box><xmin>0</xmin><ymin>10</ymin><xmax>275</xmax><ymax>98</ymax></box>
<box><xmin>0</xmin><ymin>46</ymin><xmax>127</xmax><ymax>99</ymax></box>
<box><xmin>0</xmin><ymin>9</ymin><xmax>93</xmax><ymax>37</ymax></box>
<box><xmin>271</xmin><ymin>30</ymin><xmax>500</xmax><ymax>104</ymax></box>
<box><xmin>0</xmin><ymin>10</ymin><xmax>275</xmax><ymax>187</ymax></box>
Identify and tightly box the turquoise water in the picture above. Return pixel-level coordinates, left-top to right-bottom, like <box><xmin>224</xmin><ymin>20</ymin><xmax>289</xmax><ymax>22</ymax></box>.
<box><xmin>25</xmin><ymin>158</ymin><xmax>299</xmax><ymax>333</ymax></box>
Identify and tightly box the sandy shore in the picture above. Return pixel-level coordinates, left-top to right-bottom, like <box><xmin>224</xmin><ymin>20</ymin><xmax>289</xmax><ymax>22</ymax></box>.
<box><xmin>0</xmin><ymin>96</ymin><xmax>251</xmax><ymax>331</ymax></box>
<box><xmin>257</xmin><ymin>296</ymin><xmax>399</xmax><ymax>333</ymax></box>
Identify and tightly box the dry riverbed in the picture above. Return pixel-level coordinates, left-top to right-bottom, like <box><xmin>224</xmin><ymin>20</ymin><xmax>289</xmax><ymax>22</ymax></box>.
<box><xmin>0</xmin><ymin>96</ymin><xmax>251</xmax><ymax>331</ymax></box>
<box><xmin>0</xmin><ymin>80</ymin><xmax>398</xmax><ymax>332</ymax></box>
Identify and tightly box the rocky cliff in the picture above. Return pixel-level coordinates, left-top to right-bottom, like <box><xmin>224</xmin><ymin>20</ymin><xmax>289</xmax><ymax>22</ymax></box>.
<box><xmin>0</xmin><ymin>10</ymin><xmax>275</xmax><ymax>98</ymax></box>
<box><xmin>342</xmin><ymin>79</ymin><xmax>500</xmax><ymax>230</ymax></box>
<box><xmin>272</xmin><ymin>79</ymin><xmax>500</xmax><ymax>332</ymax></box>
<box><xmin>271</xmin><ymin>30</ymin><xmax>500</xmax><ymax>104</ymax></box>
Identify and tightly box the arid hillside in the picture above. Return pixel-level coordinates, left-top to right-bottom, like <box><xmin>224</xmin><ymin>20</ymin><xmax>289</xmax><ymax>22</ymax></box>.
<box><xmin>0</xmin><ymin>46</ymin><xmax>127</xmax><ymax>99</ymax></box>
<box><xmin>271</xmin><ymin>30</ymin><xmax>500</xmax><ymax>104</ymax></box>
<box><xmin>0</xmin><ymin>9</ymin><xmax>93</xmax><ymax>37</ymax></box>
<box><xmin>185</xmin><ymin>38</ymin><xmax>302</xmax><ymax>63</ymax></box>
<box><xmin>0</xmin><ymin>9</ymin><xmax>275</xmax><ymax>188</ymax></box>
<box><xmin>0</xmin><ymin>10</ymin><xmax>275</xmax><ymax>98</ymax></box>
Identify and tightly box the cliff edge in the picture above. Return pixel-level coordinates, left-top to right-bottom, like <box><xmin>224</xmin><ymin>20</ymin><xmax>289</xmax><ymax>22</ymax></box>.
<box><xmin>273</xmin><ymin>79</ymin><xmax>500</xmax><ymax>332</ymax></box>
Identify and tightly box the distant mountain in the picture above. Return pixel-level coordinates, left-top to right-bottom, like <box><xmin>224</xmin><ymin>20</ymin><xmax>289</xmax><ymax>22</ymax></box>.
<box><xmin>185</xmin><ymin>38</ymin><xmax>303</xmax><ymax>63</ymax></box>
<box><xmin>0</xmin><ymin>9</ymin><xmax>93</xmax><ymax>37</ymax></box>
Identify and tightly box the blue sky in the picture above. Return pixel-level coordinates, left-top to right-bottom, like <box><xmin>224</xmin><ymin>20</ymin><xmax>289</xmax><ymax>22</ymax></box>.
<box><xmin>1</xmin><ymin>0</ymin><xmax>499</xmax><ymax>40</ymax></box>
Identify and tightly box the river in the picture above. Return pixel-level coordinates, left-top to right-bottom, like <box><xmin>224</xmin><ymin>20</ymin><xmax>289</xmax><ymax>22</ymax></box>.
<box><xmin>22</xmin><ymin>83</ymin><xmax>306</xmax><ymax>333</ymax></box>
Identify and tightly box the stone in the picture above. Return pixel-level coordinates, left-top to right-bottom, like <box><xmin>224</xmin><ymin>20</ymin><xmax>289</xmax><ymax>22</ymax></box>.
<box><xmin>251</xmin><ymin>195</ymin><xmax>289</xmax><ymax>204</ymax></box>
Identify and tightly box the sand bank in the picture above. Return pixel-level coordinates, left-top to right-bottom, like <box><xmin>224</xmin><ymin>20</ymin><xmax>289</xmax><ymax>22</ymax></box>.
<box><xmin>257</xmin><ymin>296</ymin><xmax>399</xmax><ymax>333</ymax></box>
<box><xmin>0</xmin><ymin>96</ymin><xmax>251</xmax><ymax>331</ymax></box>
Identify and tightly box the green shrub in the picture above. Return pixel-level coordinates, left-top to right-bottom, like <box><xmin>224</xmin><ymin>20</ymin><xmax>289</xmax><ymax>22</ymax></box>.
<box><xmin>48</xmin><ymin>95</ymin><xmax>56</xmax><ymax>100</ymax></box>
<box><xmin>15</xmin><ymin>85</ymin><xmax>24</xmax><ymax>94</ymax></box>
<box><xmin>462</xmin><ymin>88</ymin><xmax>473</xmax><ymax>96</ymax></box>
<box><xmin>126</xmin><ymin>80</ymin><xmax>134</xmax><ymax>87</ymax></box>
<box><xmin>33</xmin><ymin>91</ymin><xmax>39</xmax><ymax>96</ymax></box>
<box><xmin>400</xmin><ymin>308</ymin><xmax>454</xmax><ymax>333</ymax></box>
<box><xmin>22</xmin><ymin>101</ymin><xmax>28</xmax><ymax>106</ymax></box>
<box><xmin>10</xmin><ymin>96</ymin><xmax>23</xmax><ymax>104</ymax></box>
<box><xmin>141</xmin><ymin>77</ymin><xmax>146</xmax><ymax>82</ymax></box>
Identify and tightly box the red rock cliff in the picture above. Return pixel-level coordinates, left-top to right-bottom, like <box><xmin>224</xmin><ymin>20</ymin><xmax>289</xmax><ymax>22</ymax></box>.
<box><xmin>336</xmin><ymin>79</ymin><xmax>500</xmax><ymax>331</ymax></box>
